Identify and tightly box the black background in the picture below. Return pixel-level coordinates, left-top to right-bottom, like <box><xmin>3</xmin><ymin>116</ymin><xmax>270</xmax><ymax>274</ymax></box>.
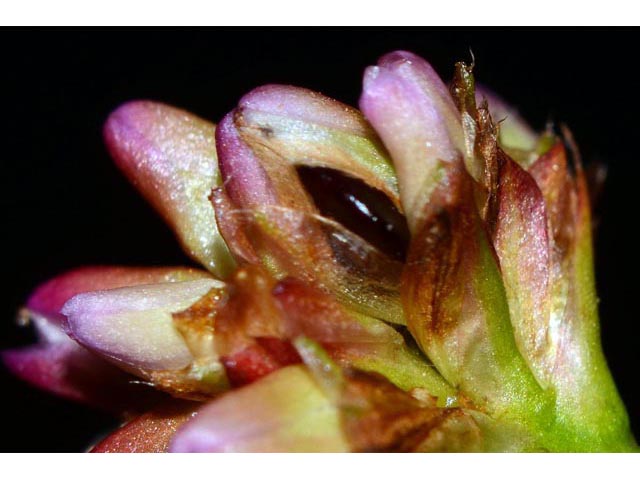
<box><xmin>2</xmin><ymin>28</ymin><xmax>639</xmax><ymax>452</ymax></box>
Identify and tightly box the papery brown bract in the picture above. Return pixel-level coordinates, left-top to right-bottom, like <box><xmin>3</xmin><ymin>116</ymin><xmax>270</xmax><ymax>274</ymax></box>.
<box><xmin>3</xmin><ymin>266</ymin><xmax>210</xmax><ymax>413</ymax></box>
<box><xmin>339</xmin><ymin>369</ymin><xmax>482</xmax><ymax>452</ymax></box>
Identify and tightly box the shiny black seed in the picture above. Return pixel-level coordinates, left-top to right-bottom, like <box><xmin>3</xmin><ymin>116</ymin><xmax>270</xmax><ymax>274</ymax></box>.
<box><xmin>297</xmin><ymin>166</ymin><xmax>410</xmax><ymax>262</ymax></box>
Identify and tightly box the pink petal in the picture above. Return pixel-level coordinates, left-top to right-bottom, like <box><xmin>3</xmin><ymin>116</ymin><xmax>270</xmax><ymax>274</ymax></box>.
<box><xmin>63</xmin><ymin>279</ymin><xmax>222</xmax><ymax>371</ymax></box>
<box><xmin>217</xmin><ymin>84</ymin><xmax>399</xmax><ymax>212</ymax></box>
<box><xmin>4</xmin><ymin>266</ymin><xmax>212</xmax><ymax>410</ymax></box>
<box><xmin>104</xmin><ymin>101</ymin><xmax>234</xmax><ymax>277</ymax></box>
<box><xmin>2</xmin><ymin>320</ymin><xmax>163</xmax><ymax>413</ymax></box>
<box><xmin>236</xmin><ymin>85</ymin><xmax>399</xmax><ymax>202</ymax></box>
<box><xmin>360</xmin><ymin>51</ymin><xmax>463</xmax><ymax>230</ymax></box>
<box><xmin>240</xmin><ymin>84</ymin><xmax>375</xmax><ymax>135</ymax></box>
<box><xmin>27</xmin><ymin>265</ymin><xmax>211</xmax><ymax>325</ymax></box>
<box><xmin>215</xmin><ymin>112</ymin><xmax>278</xmax><ymax>210</ymax></box>
<box><xmin>378</xmin><ymin>51</ymin><xmax>460</xmax><ymax>126</ymax></box>
<box><xmin>170</xmin><ymin>365</ymin><xmax>349</xmax><ymax>452</ymax></box>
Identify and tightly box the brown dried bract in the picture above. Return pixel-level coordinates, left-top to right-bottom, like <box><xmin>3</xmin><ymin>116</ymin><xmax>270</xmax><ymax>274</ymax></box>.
<box><xmin>340</xmin><ymin>370</ymin><xmax>481</xmax><ymax>452</ymax></box>
<box><xmin>403</xmin><ymin>170</ymin><xmax>479</xmax><ymax>342</ymax></box>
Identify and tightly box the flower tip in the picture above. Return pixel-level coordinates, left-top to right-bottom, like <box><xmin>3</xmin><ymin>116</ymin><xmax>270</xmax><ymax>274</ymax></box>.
<box><xmin>237</xmin><ymin>83</ymin><xmax>292</xmax><ymax>109</ymax></box>
<box><xmin>61</xmin><ymin>279</ymin><xmax>220</xmax><ymax>372</ymax></box>
<box><xmin>376</xmin><ymin>50</ymin><xmax>452</xmax><ymax>100</ymax></box>
<box><xmin>25</xmin><ymin>266</ymin><xmax>213</xmax><ymax>322</ymax></box>
<box><xmin>1</xmin><ymin>344</ymin><xmax>78</xmax><ymax>400</ymax></box>
<box><xmin>104</xmin><ymin>98</ymin><xmax>148</xmax><ymax>120</ymax></box>
<box><xmin>214</xmin><ymin>110</ymin><xmax>276</xmax><ymax>208</ymax></box>
<box><xmin>237</xmin><ymin>83</ymin><xmax>371</xmax><ymax>137</ymax></box>
<box><xmin>103</xmin><ymin>99</ymin><xmax>154</xmax><ymax>150</ymax></box>
<box><xmin>378</xmin><ymin>50</ymin><xmax>422</xmax><ymax>67</ymax></box>
<box><xmin>24</xmin><ymin>266</ymin><xmax>118</xmax><ymax>320</ymax></box>
<box><xmin>361</xmin><ymin>66</ymin><xmax>383</xmax><ymax>98</ymax></box>
<box><xmin>1</xmin><ymin>341</ymin><xmax>147</xmax><ymax>411</ymax></box>
<box><xmin>213</xmin><ymin>110</ymin><xmax>236</xmax><ymax>158</ymax></box>
<box><xmin>102</xmin><ymin>100</ymin><xmax>175</xmax><ymax>186</ymax></box>
<box><xmin>102</xmin><ymin>99</ymin><xmax>180</xmax><ymax>171</ymax></box>
<box><xmin>1</xmin><ymin>349</ymin><xmax>24</xmax><ymax>377</ymax></box>
<box><xmin>103</xmin><ymin>99</ymin><xmax>235</xmax><ymax>277</ymax></box>
<box><xmin>359</xmin><ymin>50</ymin><xmax>461</xmax><ymax>229</ymax></box>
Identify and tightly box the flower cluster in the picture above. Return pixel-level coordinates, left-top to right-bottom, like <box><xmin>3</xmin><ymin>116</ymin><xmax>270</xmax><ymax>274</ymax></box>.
<box><xmin>3</xmin><ymin>51</ymin><xmax>636</xmax><ymax>452</ymax></box>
